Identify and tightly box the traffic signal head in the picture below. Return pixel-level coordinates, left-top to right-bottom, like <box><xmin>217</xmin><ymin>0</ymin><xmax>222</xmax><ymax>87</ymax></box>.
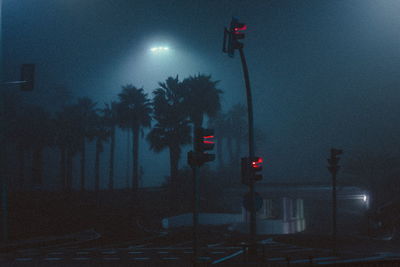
<box><xmin>193</xmin><ymin>127</ymin><xmax>215</xmax><ymax>166</ymax></box>
<box><xmin>327</xmin><ymin>148</ymin><xmax>343</xmax><ymax>174</ymax></box>
<box><xmin>251</xmin><ymin>157</ymin><xmax>263</xmax><ymax>181</ymax></box>
<box><xmin>331</xmin><ymin>148</ymin><xmax>343</xmax><ymax>158</ymax></box>
<box><xmin>194</xmin><ymin>127</ymin><xmax>215</xmax><ymax>152</ymax></box>
<box><xmin>241</xmin><ymin>156</ymin><xmax>263</xmax><ymax>185</ymax></box>
<box><xmin>328</xmin><ymin>148</ymin><xmax>343</xmax><ymax>166</ymax></box>
<box><xmin>223</xmin><ymin>17</ymin><xmax>247</xmax><ymax>57</ymax></box>
<box><xmin>231</xmin><ymin>18</ymin><xmax>246</xmax><ymax>40</ymax></box>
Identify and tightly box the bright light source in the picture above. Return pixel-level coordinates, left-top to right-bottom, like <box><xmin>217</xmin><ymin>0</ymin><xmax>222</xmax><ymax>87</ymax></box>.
<box><xmin>150</xmin><ymin>46</ymin><xmax>170</xmax><ymax>53</ymax></box>
<box><xmin>363</xmin><ymin>195</ymin><xmax>367</xmax><ymax>202</ymax></box>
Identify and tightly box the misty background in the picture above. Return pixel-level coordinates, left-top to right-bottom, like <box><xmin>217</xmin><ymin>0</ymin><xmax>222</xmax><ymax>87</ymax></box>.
<box><xmin>3</xmin><ymin>0</ymin><xmax>400</xmax><ymax>188</ymax></box>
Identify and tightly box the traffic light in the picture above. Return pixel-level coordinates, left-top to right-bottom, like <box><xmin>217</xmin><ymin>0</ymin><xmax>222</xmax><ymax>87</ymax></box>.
<box><xmin>241</xmin><ymin>157</ymin><xmax>263</xmax><ymax>185</ymax></box>
<box><xmin>251</xmin><ymin>157</ymin><xmax>263</xmax><ymax>181</ymax></box>
<box><xmin>230</xmin><ymin>17</ymin><xmax>246</xmax><ymax>47</ymax></box>
<box><xmin>327</xmin><ymin>148</ymin><xmax>343</xmax><ymax>174</ymax></box>
<box><xmin>223</xmin><ymin>17</ymin><xmax>247</xmax><ymax>57</ymax></box>
<box><xmin>194</xmin><ymin>127</ymin><xmax>215</xmax><ymax>153</ymax></box>
<box><xmin>188</xmin><ymin>127</ymin><xmax>216</xmax><ymax>167</ymax></box>
<box><xmin>20</xmin><ymin>64</ymin><xmax>35</xmax><ymax>91</ymax></box>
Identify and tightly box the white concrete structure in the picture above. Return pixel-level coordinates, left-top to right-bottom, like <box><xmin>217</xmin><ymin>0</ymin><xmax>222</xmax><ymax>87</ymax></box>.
<box><xmin>162</xmin><ymin>184</ymin><xmax>368</xmax><ymax>235</ymax></box>
<box><xmin>162</xmin><ymin>213</ymin><xmax>242</xmax><ymax>229</ymax></box>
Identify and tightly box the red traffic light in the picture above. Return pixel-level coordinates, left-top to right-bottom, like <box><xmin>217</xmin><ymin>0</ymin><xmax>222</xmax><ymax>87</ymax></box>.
<box><xmin>195</xmin><ymin>128</ymin><xmax>215</xmax><ymax>152</ymax></box>
<box><xmin>203</xmin><ymin>135</ymin><xmax>215</xmax><ymax>144</ymax></box>
<box><xmin>233</xmin><ymin>24</ymin><xmax>247</xmax><ymax>32</ymax></box>
<box><xmin>251</xmin><ymin>157</ymin><xmax>263</xmax><ymax>168</ymax></box>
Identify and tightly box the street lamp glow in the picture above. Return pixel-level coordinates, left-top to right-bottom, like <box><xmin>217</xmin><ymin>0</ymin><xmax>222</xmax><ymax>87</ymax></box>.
<box><xmin>150</xmin><ymin>46</ymin><xmax>170</xmax><ymax>53</ymax></box>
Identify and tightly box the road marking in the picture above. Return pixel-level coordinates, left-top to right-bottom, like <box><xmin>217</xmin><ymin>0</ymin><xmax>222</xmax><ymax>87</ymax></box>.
<box><xmin>314</xmin><ymin>256</ymin><xmax>339</xmax><ymax>261</ymax></box>
<box><xmin>44</xmin><ymin>257</ymin><xmax>63</xmax><ymax>261</ymax></box>
<box><xmin>131</xmin><ymin>257</ymin><xmax>150</xmax><ymax>260</ymax></box>
<box><xmin>280</xmin><ymin>248</ymin><xmax>314</xmax><ymax>253</ymax></box>
<box><xmin>199</xmin><ymin>256</ymin><xmax>212</xmax><ymax>261</ymax></box>
<box><xmin>128</xmin><ymin>251</ymin><xmax>144</xmax><ymax>254</ymax></box>
<box><xmin>72</xmin><ymin>257</ymin><xmax>91</xmax><ymax>260</ymax></box>
<box><xmin>162</xmin><ymin>257</ymin><xmax>179</xmax><ymax>260</ymax></box>
<box><xmin>16</xmin><ymin>258</ymin><xmax>33</xmax><ymax>261</ymax></box>
<box><xmin>317</xmin><ymin>256</ymin><xmax>384</xmax><ymax>265</ymax></box>
<box><xmin>130</xmin><ymin>243</ymin><xmax>152</xmax><ymax>248</ymax></box>
<box><xmin>291</xmin><ymin>258</ymin><xmax>313</xmax><ymax>263</ymax></box>
<box><xmin>260</xmin><ymin>238</ymin><xmax>275</xmax><ymax>244</ymax></box>
<box><xmin>211</xmin><ymin>251</ymin><xmax>225</xmax><ymax>254</ymax></box>
<box><xmin>208</xmin><ymin>242</ymin><xmax>224</xmax><ymax>248</ymax></box>
<box><xmin>104</xmin><ymin>257</ymin><xmax>120</xmax><ymax>260</ymax></box>
<box><xmin>158</xmin><ymin>251</ymin><xmax>169</xmax><ymax>254</ymax></box>
<box><xmin>211</xmin><ymin>250</ymin><xmax>243</xmax><ymax>265</ymax></box>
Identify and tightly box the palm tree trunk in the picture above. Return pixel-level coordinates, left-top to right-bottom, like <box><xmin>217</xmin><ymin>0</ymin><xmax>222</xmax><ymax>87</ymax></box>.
<box><xmin>60</xmin><ymin>147</ymin><xmax>66</xmax><ymax>191</ymax></box>
<box><xmin>108</xmin><ymin>126</ymin><xmax>115</xmax><ymax>191</ymax></box>
<box><xmin>235</xmin><ymin>138</ymin><xmax>242</xmax><ymax>165</ymax></box>
<box><xmin>80</xmin><ymin>139</ymin><xmax>86</xmax><ymax>191</ymax></box>
<box><xmin>132</xmin><ymin>125</ymin><xmax>139</xmax><ymax>192</ymax></box>
<box><xmin>32</xmin><ymin>147</ymin><xmax>43</xmax><ymax>186</ymax></box>
<box><xmin>227</xmin><ymin>135</ymin><xmax>234</xmax><ymax>165</ymax></box>
<box><xmin>94</xmin><ymin>139</ymin><xmax>101</xmax><ymax>192</ymax></box>
<box><xmin>66</xmin><ymin>150</ymin><xmax>73</xmax><ymax>192</ymax></box>
<box><xmin>169</xmin><ymin>146</ymin><xmax>180</xmax><ymax>183</ymax></box>
<box><xmin>217</xmin><ymin>136</ymin><xmax>223</xmax><ymax>169</ymax></box>
<box><xmin>17</xmin><ymin>144</ymin><xmax>25</xmax><ymax>190</ymax></box>
<box><xmin>126</xmin><ymin>129</ymin><xmax>130</xmax><ymax>189</ymax></box>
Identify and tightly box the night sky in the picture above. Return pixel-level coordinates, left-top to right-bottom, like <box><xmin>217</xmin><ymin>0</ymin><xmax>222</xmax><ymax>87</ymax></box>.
<box><xmin>3</xmin><ymin>0</ymin><xmax>400</xmax><ymax>187</ymax></box>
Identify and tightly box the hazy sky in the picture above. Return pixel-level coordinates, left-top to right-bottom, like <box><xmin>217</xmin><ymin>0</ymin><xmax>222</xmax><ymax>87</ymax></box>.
<box><xmin>3</xmin><ymin>0</ymin><xmax>400</xmax><ymax>187</ymax></box>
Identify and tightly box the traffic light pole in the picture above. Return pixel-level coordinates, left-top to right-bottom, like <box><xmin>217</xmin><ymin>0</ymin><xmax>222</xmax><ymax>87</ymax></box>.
<box><xmin>238</xmin><ymin>47</ymin><xmax>257</xmax><ymax>249</ymax></box>
<box><xmin>327</xmin><ymin>148</ymin><xmax>342</xmax><ymax>255</ymax></box>
<box><xmin>0</xmin><ymin>0</ymin><xmax>7</xmax><ymax>244</ymax></box>
<box><xmin>192</xmin><ymin>165</ymin><xmax>199</xmax><ymax>264</ymax></box>
<box><xmin>332</xmin><ymin>170</ymin><xmax>337</xmax><ymax>254</ymax></box>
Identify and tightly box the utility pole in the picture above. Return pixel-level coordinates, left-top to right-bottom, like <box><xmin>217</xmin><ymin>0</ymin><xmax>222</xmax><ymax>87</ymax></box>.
<box><xmin>0</xmin><ymin>1</ymin><xmax>8</xmax><ymax>243</ymax></box>
<box><xmin>192</xmin><ymin>165</ymin><xmax>199</xmax><ymax>262</ymax></box>
<box><xmin>223</xmin><ymin>17</ymin><xmax>259</xmax><ymax>253</ymax></box>
<box><xmin>327</xmin><ymin>148</ymin><xmax>343</xmax><ymax>254</ymax></box>
<box><xmin>188</xmin><ymin>128</ymin><xmax>215</xmax><ymax>264</ymax></box>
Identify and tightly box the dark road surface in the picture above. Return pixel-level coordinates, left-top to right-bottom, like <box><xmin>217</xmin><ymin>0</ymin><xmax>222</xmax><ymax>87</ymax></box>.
<box><xmin>2</xmin><ymin>229</ymin><xmax>400</xmax><ymax>266</ymax></box>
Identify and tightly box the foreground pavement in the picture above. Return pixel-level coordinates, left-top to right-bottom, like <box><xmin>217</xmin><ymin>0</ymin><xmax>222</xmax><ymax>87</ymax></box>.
<box><xmin>2</xmin><ymin>229</ymin><xmax>400</xmax><ymax>266</ymax></box>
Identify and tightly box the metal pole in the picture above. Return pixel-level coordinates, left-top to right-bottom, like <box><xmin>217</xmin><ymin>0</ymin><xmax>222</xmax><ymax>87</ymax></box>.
<box><xmin>332</xmin><ymin>171</ymin><xmax>337</xmax><ymax>254</ymax></box>
<box><xmin>0</xmin><ymin>0</ymin><xmax>6</xmax><ymax>243</ymax></box>
<box><xmin>192</xmin><ymin>165</ymin><xmax>199</xmax><ymax>264</ymax></box>
<box><xmin>238</xmin><ymin>47</ymin><xmax>257</xmax><ymax>249</ymax></box>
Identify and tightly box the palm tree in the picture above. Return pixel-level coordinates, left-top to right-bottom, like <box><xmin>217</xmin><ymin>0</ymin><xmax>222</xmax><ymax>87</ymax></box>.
<box><xmin>181</xmin><ymin>74</ymin><xmax>223</xmax><ymax>128</ymax></box>
<box><xmin>117</xmin><ymin>85</ymin><xmax>152</xmax><ymax>192</ymax></box>
<box><xmin>74</xmin><ymin>97</ymin><xmax>97</xmax><ymax>191</ymax></box>
<box><xmin>102</xmin><ymin>102</ymin><xmax>118</xmax><ymax>191</ymax></box>
<box><xmin>147</xmin><ymin>76</ymin><xmax>191</xmax><ymax>182</ymax></box>
<box><xmin>20</xmin><ymin>106</ymin><xmax>53</xmax><ymax>187</ymax></box>
<box><xmin>11</xmin><ymin>108</ymin><xmax>32</xmax><ymax>189</ymax></box>
<box><xmin>55</xmin><ymin>105</ymin><xmax>81</xmax><ymax>191</ymax></box>
<box><xmin>93</xmin><ymin>112</ymin><xmax>110</xmax><ymax>193</ymax></box>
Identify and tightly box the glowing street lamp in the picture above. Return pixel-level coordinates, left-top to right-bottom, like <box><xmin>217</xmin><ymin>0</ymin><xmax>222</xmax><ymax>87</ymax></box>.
<box><xmin>150</xmin><ymin>46</ymin><xmax>170</xmax><ymax>53</ymax></box>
